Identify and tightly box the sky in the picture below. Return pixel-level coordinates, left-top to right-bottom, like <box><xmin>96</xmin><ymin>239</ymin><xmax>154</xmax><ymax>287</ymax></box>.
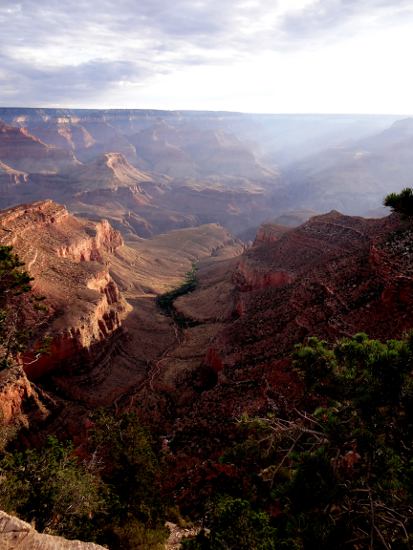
<box><xmin>1</xmin><ymin>0</ymin><xmax>413</xmax><ymax>113</ymax></box>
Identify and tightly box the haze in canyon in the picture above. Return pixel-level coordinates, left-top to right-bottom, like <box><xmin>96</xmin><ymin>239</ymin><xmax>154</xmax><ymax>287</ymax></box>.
<box><xmin>1</xmin><ymin>1</ymin><xmax>413</xmax><ymax>549</ymax></box>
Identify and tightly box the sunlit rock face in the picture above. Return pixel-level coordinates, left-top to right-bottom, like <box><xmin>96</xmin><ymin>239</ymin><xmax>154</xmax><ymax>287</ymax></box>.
<box><xmin>0</xmin><ymin>200</ymin><xmax>131</xmax><ymax>380</ymax></box>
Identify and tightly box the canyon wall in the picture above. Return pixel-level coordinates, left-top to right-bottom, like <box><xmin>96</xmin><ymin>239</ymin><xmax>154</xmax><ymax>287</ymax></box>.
<box><xmin>0</xmin><ymin>200</ymin><xmax>131</xmax><ymax>380</ymax></box>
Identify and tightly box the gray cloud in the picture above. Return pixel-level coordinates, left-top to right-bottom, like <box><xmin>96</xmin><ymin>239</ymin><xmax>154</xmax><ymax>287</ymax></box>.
<box><xmin>1</xmin><ymin>0</ymin><xmax>413</xmax><ymax>106</ymax></box>
<box><xmin>0</xmin><ymin>54</ymin><xmax>150</xmax><ymax>105</ymax></box>
<box><xmin>280</xmin><ymin>0</ymin><xmax>413</xmax><ymax>44</ymax></box>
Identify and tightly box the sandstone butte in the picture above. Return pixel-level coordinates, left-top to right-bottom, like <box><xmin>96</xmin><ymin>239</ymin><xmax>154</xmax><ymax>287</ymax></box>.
<box><xmin>0</xmin><ymin>199</ymin><xmax>413</xmax><ymax>541</ymax></box>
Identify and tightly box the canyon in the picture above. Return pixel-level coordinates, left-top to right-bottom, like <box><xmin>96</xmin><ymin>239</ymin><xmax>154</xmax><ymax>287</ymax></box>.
<box><xmin>0</xmin><ymin>109</ymin><xmax>409</xmax><ymax>241</ymax></box>
<box><xmin>0</xmin><ymin>199</ymin><xmax>412</xmax><ymax>512</ymax></box>
<box><xmin>0</xmin><ymin>200</ymin><xmax>242</xmax><ymax>435</ymax></box>
<box><xmin>0</xmin><ymin>108</ymin><xmax>412</xmax><ymax>547</ymax></box>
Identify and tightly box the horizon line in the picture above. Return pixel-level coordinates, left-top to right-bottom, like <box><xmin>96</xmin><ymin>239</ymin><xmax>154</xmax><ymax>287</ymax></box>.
<box><xmin>0</xmin><ymin>106</ymin><xmax>410</xmax><ymax>118</ymax></box>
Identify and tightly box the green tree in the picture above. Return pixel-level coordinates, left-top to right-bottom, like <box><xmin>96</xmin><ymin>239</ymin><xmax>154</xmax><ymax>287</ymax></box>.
<box><xmin>0</xmin><ymin>436</ymin><xmax>103</xmax><ymax>540</ymax></box>
<box><xmin>384</xmin><ymin>187</ymin><xmax>413</xmax><ymax>217</ymax></box>
<box><xmin>88</xmin><ymin>411</ymin><xmax>168</xmax><ymax>548</ymax></box>
<box><xmin>0</xmin><ymin>245</ymin><xmax>47</xmax><ymax>370</ymax></box>
<box><xmin>183</xmin><ymin>496</ymin><xmax>278</xmax><ymax>550</ymax></box>
<box><xmin>189</xmin><ymin>334</ymin><xmax>413</xmax><ymax>549</ymax></box>
<box><xmin>156</xmin><ymin>263</ymin><xmax>198</xmax><ymax>314</ymax></box>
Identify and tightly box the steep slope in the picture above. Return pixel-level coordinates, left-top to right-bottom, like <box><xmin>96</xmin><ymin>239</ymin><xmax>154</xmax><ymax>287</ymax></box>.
<box><xmin>64</xmin><ymin>152</ymin><xmax>154</xmax><ymax>193</ymax></box>
<box><xmin>125</xmin><ymin>211</ymin><xmax>413</xmax><ymax>506</ymax></box>
<box><xmin>156</xmin><ymin>178</ymin><xmax>276</xmax><ymax>236</ymax></box>
<box><xmin>0</xmin><ymin>201</ymin><xmax>243</xmax><ymax>423</ymax></box>
<box><xmin>130</xmin><ymin>121</ymin><xmax>277</xmax><ymax>180</ymax></box>
<box><xmin>78</xmin><ymin>120</ymin><xmax>138</xmax><ymax>163</ymax></box>
<box><xmin>3</xmin><ymin>109</ymin><xmax>401</xmax><ymax>239</ymax></box>
<box><xmin>50</xmin><ymin>223</ymin><xmax>243</xmax><ymax>406</ymax></box>
<box><xmin>0</xmin><ymin>120</ymin><xmax>78</xmax><ymax>174</ymax></box>
<box><xmin>0</xmin><ymin>161</ymin><xmax>30</xmax><ymax>204</ymax></box>
<box><xmin>25</xmin><ymin>118</ymin><xmax>96</xmax><ymax>154</ymax></box>
<box><xmin>0</xmin><ymin>200</ymin><xmax>130</xmax><ymax>380</ymax></box>
<box><xmin>0</xmin><ymin>160</ymin><xmax>28</xmax><ymax>185</ymax></box>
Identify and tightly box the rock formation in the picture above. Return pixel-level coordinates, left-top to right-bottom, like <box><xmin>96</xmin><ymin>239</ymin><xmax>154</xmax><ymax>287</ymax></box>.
<box><xmin>207</xmin><ymin>211</ymin><xmax>412</xmax><ymax>372</ymax></box>
<box><xmin>25</xmin><ymin>119</ymin><xmax>96</xmax><ymax>154</ymax></box>
<box><xmin>0</xmin><ymin>510</ymin><xmax>105</xmax><ymax>549</ymax></box>
<box><xmin>0</xmin><ymin>200</ymin><xmax>130</xmax><ymax>380</ymax></box>
<box><xmin>0</xmin><ymin>200</ymin><xmax>243</xmax><ymax>421</ymax></box>
<box><xmin>65</xmin><ymin>152</ymin><xmax>154</xmax><ymax>193</ymax></box>
<box><xmin>0</xmin><ymin>120</ymin><xmax>78</xmax><ymax>174</ymax></box>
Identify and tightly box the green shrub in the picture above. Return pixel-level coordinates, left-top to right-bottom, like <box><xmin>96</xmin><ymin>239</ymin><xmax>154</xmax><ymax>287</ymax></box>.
<box><xmin>183</xmin><ymin>496</ymin><xmax>278</xmax><ymax>550</ymax></box>
<box><xmin>189</xmin><ymin>333</ymin><xmax>413</xmax><ymax>549</ymax></box>
<box><xmin>0</xmin><ymin>436</ymin><xmax>103</xmax><ymax>539</ymax></box>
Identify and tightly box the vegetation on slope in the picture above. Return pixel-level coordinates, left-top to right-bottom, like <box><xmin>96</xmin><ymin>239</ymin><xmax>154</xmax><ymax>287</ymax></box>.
<box><xmin>0</xmin><ymin>245</ymin><xmax>48</xmax><ymax>370</ymax></box>
<box><xmin>0</xmin><ymin>246</ymin><xmax>168</xmax><ymax>547</ymax></box>
<box><xmin>185</xmin><ymin>333</ymin><xmax>413</xmax><ymax>549</ymax></box>
<box><xmin>1</xmin><ymin>226</ymin><xmax>413</xmax><ymax>548</ymax></box>
<box><xmin>0</xmin><ymin>412</ymin><xmax>168</xmax><ymax>548</ymax></box>
<box><xmin>156</xmin><ymin>263</ymin><xmax>198</xmax><ymax>313</ymax></box>
<box><xmin>156</xmin><ymin>262</ymin><xmax>199</xmax><ymax>327</ymax></box>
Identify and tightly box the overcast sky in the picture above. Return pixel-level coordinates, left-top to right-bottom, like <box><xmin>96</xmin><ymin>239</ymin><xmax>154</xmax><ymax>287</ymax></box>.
<box><xmin>1</xmin><ymin>0</ymin><xmax>413</xmax><ymax>113</ymax></box>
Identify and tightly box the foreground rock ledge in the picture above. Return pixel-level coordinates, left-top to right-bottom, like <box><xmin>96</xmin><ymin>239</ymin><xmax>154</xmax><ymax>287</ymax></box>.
<box><xmin>0</xmin><ymin>510</ymin><xmax>105</xmax><ymax>550</ymax></box>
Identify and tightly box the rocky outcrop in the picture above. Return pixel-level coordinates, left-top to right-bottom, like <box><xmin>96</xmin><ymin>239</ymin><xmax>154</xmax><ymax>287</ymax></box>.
<box><xmin>57</xmin><ymin>219</ymin><xmax>124</xmax><ymax>262</ymax></box>
<box><xmin>0</xmin><ymin>200</ymin><xmax>131</xmax><ymax>380</ymax></box>
<box><xmin>132</xmin><ymin>211</ymin><xmax>413</xmax><ymax>509</ymax></box>
<box><xmin>0</xmin><ymin>110</ymin><xmax>282</xmax><ymax>240</ymax></box>
<box><xmin>0</xmin><ymin>367</ymin><xmax>49</xmax><ymax>425</ymax></box>
<box><xmin>0</xmin><ymin>161</ymin><xmax>29</xmax><ymax>186</ymax></box>
<box><xmin>0</xmin><ymin>162</ymin><xmax>30</xmax><ymax>204</ymax></box>
<box><xmin>65</xmin><ymin>152</ymin><xmax>153</xmax><ymax>193</ymax></box>
<box><xmin>234</xmin><ymin>257</ymin><xmax>294</xmax><ymax>291</ymax></box>
<box><xmin>205</xmin><ymin>211</ymin><xmax>413</xmax><ymax>374</ymax></box>
<box><xmin>0</xmin><ymin>510</ymin><xmax>105</xmax><ymax>549</ymax></box>
<box><xmin>254</xmin><ymin>223</ymin><xmax>290</xmax><ymax>244</ymax></box>
<box><xmin>25</xmin><ymin>119</ymin><xmax>96</xmax><ymax>153</ymax></box>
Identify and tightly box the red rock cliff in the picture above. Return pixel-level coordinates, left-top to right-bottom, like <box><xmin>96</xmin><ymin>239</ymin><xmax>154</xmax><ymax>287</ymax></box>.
<box><xmin>0</xmin><ymin>200</ymin><xmax>131</xmax><ymax>380</ymax></box>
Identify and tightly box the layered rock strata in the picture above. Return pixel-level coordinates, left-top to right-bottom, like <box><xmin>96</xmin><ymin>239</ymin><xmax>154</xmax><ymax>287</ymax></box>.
<box><xmin>0</xmin><ymin>200</ymin><xmax>130</xmax><ymax>380</ymax></box>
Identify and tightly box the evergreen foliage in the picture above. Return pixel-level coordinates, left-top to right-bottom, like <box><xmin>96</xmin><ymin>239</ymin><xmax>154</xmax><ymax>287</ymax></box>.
<box><xmin>88</xmin><ymin>410</ymin><xmax>168</xmax><ymax>548</ymax></box>
<box><xmin>0</xmin><ymin>245</ymin><xmax>48</xmax><ymax>370</ymax></box>
<box><xmin>384</xmin><ymin>187</ymin><xmax>413</xmax><ymax>217</ymax></box>
<box><xmin>187</xmin><ymin>333</ymin><xmax>413</xmax><ymax>549</ymax></box>
<box><xmin>183</xmin><ymin>496</ymin><xmax>278</xmax><ymax>550</ymax></box>
<box><xmin>0</xmin><ymin>412</ymin><xmax>169</xmax><ymax>548</ymax></box>
<box><xmin>0</xmin><ymin>436</ymin><xmax>103</xmax><ymax>540</ymax></box>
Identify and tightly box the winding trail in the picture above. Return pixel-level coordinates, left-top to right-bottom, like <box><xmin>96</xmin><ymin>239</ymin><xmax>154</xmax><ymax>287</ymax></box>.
<box><xmin>27</xmin><ymin>250</ymin><xmax>38</xmax><ymax>271</ymax></box>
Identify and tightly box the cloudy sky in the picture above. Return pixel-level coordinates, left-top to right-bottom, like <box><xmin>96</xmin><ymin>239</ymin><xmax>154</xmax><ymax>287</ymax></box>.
<box><xmin>1</xmin><ymin>0</ymin><xmax>413</xmax><ymax>113</ymax></box>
